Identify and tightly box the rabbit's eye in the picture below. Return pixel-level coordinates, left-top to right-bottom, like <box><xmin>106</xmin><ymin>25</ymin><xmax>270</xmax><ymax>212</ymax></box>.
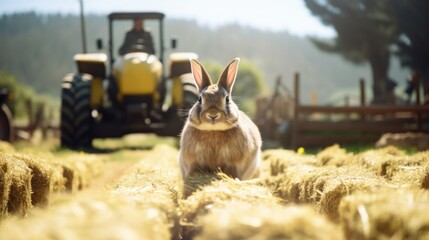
<box><xmin>226</xmin><ymin>96</ymin><xmax>230</xmax><ymax>104</ymax></box>
<box><xmin>198</xmin><ymin>96</ymin><xmax>202</xmax><ymax>104</ymax></box>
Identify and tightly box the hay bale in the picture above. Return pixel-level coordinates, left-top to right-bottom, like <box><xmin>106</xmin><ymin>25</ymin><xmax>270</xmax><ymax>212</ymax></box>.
<box><xmin>11</xmin><ymin>153</ymin><xmax>63</xmax><ymax>207</ymax></box>
<box><xmin>111</xmin><ymin>144</ymin><xmax>181</xmax><ymax>239</ymax></box>
<box><xmin>0</xmin><ymin>155</ymin><xmax>12</xmax><ymax>219</ymax></box>
<box><xmin>316</xmin><ymin>144</ymin><xmax>354</xmax><ymax>167</ymax></box>
<box><xmin>56</xmin><ymin>153</ymin><xmax>105</xmax><ymax>192</ymax></box>
<box><xmin>183</xmin><ymin>171</ymin><xmax>221</xmax><ymax>198</ymax></box>
<box><xmin>196</xmin><ymin>203</ymin><xmax>344</xmax><ymax>240</ymax></box>
<box><xmin>353</xmin><ymin>147</ymin><xmax>407</xmax><ymax>178</ymax></box>
<box><xmin>6</xmin><ymin>159</ymin><xmax>32</xmax><ymax>216</ymax></box>
<box><xmin>0</xmin><ymin>141</ymin><xmax>15</xmax><ymax>153</ymax></box>
<box><xmin>0</xmin><ymin>193</ymin><xmax>172</xmax><ymax>240</ymax></box>
<box><xmin>50</xmin><ymin>163</ymin><xmax>65</xmax><ymax>192</ymax></box>
<box><xmin>180</xmin><ymin>176</ymin><xmax>279</xmax><ymax>239</ymax></box>
<box><xmin>264</xmin><ymin>164</ymin><xmax>318</xmax><ymax>203</ymax></box>
<box><xmin>390</xmin><ymin>165</ymin><xmax>429</xmax><ymax>189</ymax></box>
<box><xmin>57</xmin><ymin>162</ymin><xmax>79</xmax><ymax>193</ymax></box>
<box><xmin>262</xmin><ymin>149</ymin><xmax>319</xmax><ymax>176</ymax></box>
<box><xmin>339</xmin><ymin>188</ymin><xmax>429</xmax><ymax>240</ymax></box>
<box><xmin>298</xmin><ymin>166</ymin><xmax>387</xmax><ymax>221</ymax></box>
<box><xmin>376</xmin><ymin>132</ymin><xmax>429</xmax><ymax>151</ymax></box>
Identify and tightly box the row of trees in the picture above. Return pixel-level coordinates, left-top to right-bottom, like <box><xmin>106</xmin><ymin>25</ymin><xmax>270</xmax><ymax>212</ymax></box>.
<box><xmin>305</xmin><ymin>0</ymin><xmax>429</xmax><ymax>104</ymax></box>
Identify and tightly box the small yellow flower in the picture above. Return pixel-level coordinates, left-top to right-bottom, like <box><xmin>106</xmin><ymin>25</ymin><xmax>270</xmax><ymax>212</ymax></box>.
<box><xmin>297</xmin><ymin>147</ymin><xmax>305</xmax><ymax>155</ymax></box>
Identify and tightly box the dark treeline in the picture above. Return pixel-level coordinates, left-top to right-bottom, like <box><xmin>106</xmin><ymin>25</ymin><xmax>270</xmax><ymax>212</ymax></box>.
<box><xmin>0</xmin><ymin>12</ymin><xmax>409</xmax><ymax>104</ymax></box>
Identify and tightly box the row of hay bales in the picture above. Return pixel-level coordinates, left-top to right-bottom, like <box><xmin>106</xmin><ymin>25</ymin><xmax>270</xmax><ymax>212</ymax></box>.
<box><xmin>0</xmin><ymin>145</ymin><xmax>179</xmax><ymax>240</ymax></box>
<box><xmin>0</xmin><ymin>141</ymin><xmax>103</xmax><ymax>220</ymax></box>
<box><xmin>263</xmin><ymin>145</ymin><xmax>429</xmax><ymax>239</ymax></box>
<box><xmin>0</xmin><ymin>144</ymin><xmax>345</xmax><ymax>240</ymax></box>
<box><xmin>111</xmin><ymin>146</ymin><xmax>341</xmax><ymax>240</ymax></box>
<box><xmin>2</xmin><ymin>141</ymin><xmax>428</xmax><ymax>239</ymax></box>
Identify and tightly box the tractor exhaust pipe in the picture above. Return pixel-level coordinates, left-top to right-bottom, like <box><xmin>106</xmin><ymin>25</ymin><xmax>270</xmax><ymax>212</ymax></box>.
<box><xmin>79</xmin><ymin>0</ymin><xmax>88</xmax><ymax>53</ymax></box>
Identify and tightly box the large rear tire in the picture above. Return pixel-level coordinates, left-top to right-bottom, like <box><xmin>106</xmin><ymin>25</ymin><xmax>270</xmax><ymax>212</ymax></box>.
<box><xmin>156</xmin><ymin>73</ymin><xmax>198</xmax><ymax>137</ymax></box>
<box><xmin>0</xmin><ymin>104</ymin><xmax>14</xmax><ymax>142</ymax></box>
<box><xmin>180</xmin><ymin>73</ymin><xmax>198</xmax><ymax>117</ymax></box>
<box><xmin>60</xmin><ymin>74</ymin><xmax>93</xmax><ymax>148</ymax></box>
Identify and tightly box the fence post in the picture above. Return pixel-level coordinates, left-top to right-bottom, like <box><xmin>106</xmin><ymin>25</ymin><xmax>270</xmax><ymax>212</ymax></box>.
<box><xmin>413</xmin><ymin>72</ymin><xmax>422</xmax><ymax>130</ymax></box>
<box><xmin>359</xmin><ymin>78</ymin><xmax>367</xmax><ymax>142</ymax></box>
<box><xmin>360</xmin><ymin>78</ymin><xmax>366</xmax><ymax>107</ymax></box>
<box><xmin>292</xmin><ymin>72</ymin><xmax>300</xmax><ymax>149</ymax></box>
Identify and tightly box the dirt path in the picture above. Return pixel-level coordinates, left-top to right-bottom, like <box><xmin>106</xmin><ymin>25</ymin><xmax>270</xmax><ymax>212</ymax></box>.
<box><xmin>88</xmin><ymin>158</ymin><xmax>139</xmax><ymax>191</ymax></box>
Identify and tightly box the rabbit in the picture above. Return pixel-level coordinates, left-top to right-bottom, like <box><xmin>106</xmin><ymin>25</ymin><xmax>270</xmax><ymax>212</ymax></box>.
<box><xmin>179</xmin><ymin>58</ymin><xmax>262</xmax><ymax>180</ymax></box>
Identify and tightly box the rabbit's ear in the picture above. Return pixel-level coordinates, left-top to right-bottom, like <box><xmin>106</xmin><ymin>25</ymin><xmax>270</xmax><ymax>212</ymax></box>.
<box><xmin>190</xmin><ymin>59</ymin><xmax>212</xmax><ymax>92</ymax></box>
<box><xmin>218</xmin><ymin>58</ymin><xmax>240</xmax><ymax>93</ymax></box>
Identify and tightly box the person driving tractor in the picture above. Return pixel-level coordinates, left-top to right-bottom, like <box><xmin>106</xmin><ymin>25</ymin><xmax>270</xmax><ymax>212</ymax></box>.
<box><xmin>118</xmin><ymin>18</ymin><xmax>155</xmax><ymax>55</ymax></box>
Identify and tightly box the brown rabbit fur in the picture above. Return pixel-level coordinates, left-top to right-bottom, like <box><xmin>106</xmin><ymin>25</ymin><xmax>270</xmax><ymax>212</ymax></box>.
<box><xmin>179</xmin><ymin>58</ymin><xmax>262</xmax><ymax>180</ymax></box>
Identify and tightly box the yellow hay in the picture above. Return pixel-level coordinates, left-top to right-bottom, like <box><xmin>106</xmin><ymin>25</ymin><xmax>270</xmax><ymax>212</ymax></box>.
<box><xmin>196</xmin><ymin>203</ymin><xmax>344</xmax><ymax>240</ymax></box>
<box><xmin>390</xmin><ymin>165</ymin><xmax>429</xmax><ymax>189</ymax></box>
<box><xmin>180</xmin><ymin>176</ymin><xmax>279</xmax><ymax>239</ymax></box>
<box><xmin>0</xmin><ymin>155</ymin><xmax>12</xmax><ymax>219</ymax></box>
<box><xmin>0</xmin><ymin>193</ymin><xmax>171</xmax><ymax>240</ymax></box>
<box><xmin>264</xmin><ymin>164</ymin><xmax>318</xmax><ymax>203</ymax></box>
<box><xmin>353</xmin><ymin>147</ymin><xmax>408</xmax><ymax>177</ymax></box>
<box><xmin>183</xmin><ymin>171</ymin><xmax>221</xmax><ymax>198</ymax></box>
<box><xmin>111</xmin><ymin>144</ymin><xmax>181</xmax><ymax>239</ymax></box>
<box><xmin>298</xmin><ymin>166</ymin><xmax>387</xmax><ymax>221</ymax></box>
<box><xmin>262</xmin><ymin>149</ymin><xmax>319</xmax><ymax>176</ymax></box>
<box><xmin>57</xmin><ymin>161</ymin><xmax>79</xmax><ymax>193</ymax></box>
<box><xmin>339</xmin><ymin>188</ymin><xmax>429</xmax><ymax>240</ymax></box>
<box><xmin>6</xmin><ymin>159</ymin><xmax>32</xmax><ymax>217</ymax></box>
<box><xmin>57</xmin><ymin>153</ymin><xmax>105</xmax><ymax>192</ymax></box>
<box><xmin>11</xmin><ymin>153</ymin><xmax>64</xmax><ymax>207</ymax></box>
<box><xmin>316</xmin><ymin>144</ymin><xmax>354</xmax><ymax>167</ymax></box>
<box><xmin>0</xmin><ymin>141</ymin><xmax>15</xmax><ymax>153</ymax></box>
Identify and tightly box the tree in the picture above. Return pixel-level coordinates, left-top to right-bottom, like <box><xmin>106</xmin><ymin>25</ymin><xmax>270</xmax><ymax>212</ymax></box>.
<box><xmin>392</xmin><ymin>0</ymin><xmax>429</xmax><ymax>103</ymax></box>
<box><xmin>304</xmin><ymin>0</ymin><xmax>397</xmax><ymax>104</ymax></box>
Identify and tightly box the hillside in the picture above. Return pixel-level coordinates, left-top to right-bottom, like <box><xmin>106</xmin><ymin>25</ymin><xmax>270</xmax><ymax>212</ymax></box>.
<box><xmin>0</xmin><ymin>12</ymin><xmax>409</xmax><ymax>104</ymax></box>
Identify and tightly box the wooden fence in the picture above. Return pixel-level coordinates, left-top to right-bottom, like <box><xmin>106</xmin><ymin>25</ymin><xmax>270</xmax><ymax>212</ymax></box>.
<box><xmin>14</xmin><ymin>100</ymin><xmax>59</xmax><ymax>141</ymax></box>
<box><xmin>290</xmin><ymin>73</ymin><xmax>429</xmax><ymax>148</ymax></box>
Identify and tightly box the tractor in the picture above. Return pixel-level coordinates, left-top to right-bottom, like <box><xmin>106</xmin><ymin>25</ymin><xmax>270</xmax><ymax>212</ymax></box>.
<box><xmin>60</xmin><ymin>12</ymin><xmax>198</xmax><ymax>148</ymax></box>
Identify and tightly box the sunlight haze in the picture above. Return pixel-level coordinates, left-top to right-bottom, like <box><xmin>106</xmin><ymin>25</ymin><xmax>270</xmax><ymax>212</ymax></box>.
<box><xmin>0</xmin><ymin>0</ymin><xmax>335</xmax><ymax>38</ymax></box>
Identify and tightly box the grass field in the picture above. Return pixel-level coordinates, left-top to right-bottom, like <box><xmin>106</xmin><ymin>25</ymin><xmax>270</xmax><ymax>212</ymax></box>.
<box><xmin>0</xmin><ymin>135</ymin><xmax>428</xmax><ymax>240</ymax></box>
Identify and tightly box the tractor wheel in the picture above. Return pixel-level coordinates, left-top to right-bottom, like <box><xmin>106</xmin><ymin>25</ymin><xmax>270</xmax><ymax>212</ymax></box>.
<box><xmin>180</xmin><ymin>73</ymin><xmax>199</xmax><ymax>113</ymax></box>
<box><xmin>60</xmin><ymin>74</ymin><xmax>93</xmax><ymax>148</ymax></box>
<box><xmin>156</xmin><ymin>73</ymin><xmax>198</xmax><ymax>137</ymax></box>
<box><xmin>0</xmin><ymin>104</ymin><xmax>14</xmax><ymax>142</ymax></box>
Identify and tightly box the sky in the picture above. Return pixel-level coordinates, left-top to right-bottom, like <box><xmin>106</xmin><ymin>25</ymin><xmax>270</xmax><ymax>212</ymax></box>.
<box><xmin>0</xmin><ymin>0</ymin><xmax>335</xmax><ymax>38</ymax></box>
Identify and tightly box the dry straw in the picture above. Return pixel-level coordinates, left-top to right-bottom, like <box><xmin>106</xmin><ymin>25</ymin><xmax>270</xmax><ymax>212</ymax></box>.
<box><xmin>264</xmin><ymin>164</ymin><xmax>318</xmax><ymax>203</ymax></box>
<box><xmin>316</xmin><ymin>144</ymin><xmax>354</xmax><ymax>167</ymax></box>
<box><xmin>11</xmin><ymin>153</ymin><xmax>63</xmax><ymax>207</ymax></box>
<box><xmin>57</xmin><ymin>153</ymin><xmax>105</xmax><ymax>192</ymax></box>
<box><xmin>196</xmin><ymin>203</ymin><xmax>344</xmax><ymax>240</ymax></box>
<box><xmin>297</xmin><ymin>166</ymin><xmax>387</xmax><ymax>221</ymax></box>
<box><xmin>5</xmin><ymin>158</ymin><xmax>31</xmax><ymax>217</ymax></box>
<box><xmin>112</xmin><ymin>144</ymin><xmax>181</xmax><ymax>239</ymax></box>
<box><xmin>262</xmin><ymin>149</ymin><xmax>319</xmax><ymax>176</ymax></box>
<box><xmin>353</xmin><ymin>146</ymin><xmax>407</xmax><ymax>177</ymax></box>
<box><xmin>180</xmin><ymin>175</ymin><xmax>279</xmax><ymax>239</ymax></box>
<box><xmin>0</xmin><ymin>193</ymin><xmax>172</xmax><ymax>240</ymax></box>
<box><xmin>339</xmin><ymin>188</ymin><xmax>429</xmax><ymax>240</ymax></box>
<box><xmin>0</xmin><ymin>141</ymin><xmax>15</xmax><ymax>153</ymax></box>
<box><xmin>0</xmin><ymin>154</ymin><xmax>12</xmax><ymax>219</ymax></box>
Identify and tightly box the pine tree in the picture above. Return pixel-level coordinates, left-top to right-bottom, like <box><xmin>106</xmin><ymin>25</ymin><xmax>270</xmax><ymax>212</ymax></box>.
<box><xmin>304</xmin><ymin>0</ymin><xmax>397</xmax><ymax>104</ymax></box>
<box><xmin>392</xmin><ymin>0</ymin><xmax>429</xmax><ymax>103</ymax></box>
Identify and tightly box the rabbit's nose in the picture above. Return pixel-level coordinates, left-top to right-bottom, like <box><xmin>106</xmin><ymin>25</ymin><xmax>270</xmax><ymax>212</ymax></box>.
<box><xmin>206</xmin><ymin>113</ymin><xmax>221</xmax><ymax>121</ymax></box>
